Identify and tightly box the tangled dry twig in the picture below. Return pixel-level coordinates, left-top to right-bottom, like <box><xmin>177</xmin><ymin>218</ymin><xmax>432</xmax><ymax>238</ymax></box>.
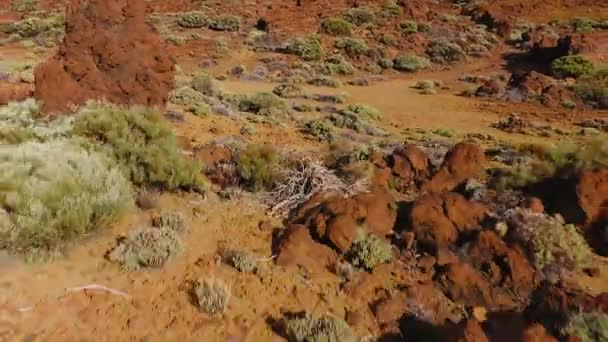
<box><xmin>265</xmin><ymin>158</ymin><xmax>367</xmax><ymax>216</ymax></box>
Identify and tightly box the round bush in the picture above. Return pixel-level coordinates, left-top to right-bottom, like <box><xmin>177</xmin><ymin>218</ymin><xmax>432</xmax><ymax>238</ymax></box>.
<box><xmin>551</xmin><ymin>55</ymin><xmax>595</xmax><ymax>79</ymax></box>
<box><xmin>0</xmin><ymin>140</ymin><xmax>131</xmax><ymax>254</ymax></box>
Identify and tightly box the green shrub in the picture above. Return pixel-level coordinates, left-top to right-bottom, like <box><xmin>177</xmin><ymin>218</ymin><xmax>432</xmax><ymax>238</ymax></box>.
<box><xmin>236</xmin><ymin>144</ymin><xmax>282</xmax><ymax>192</ymax></box>
<box><xmin>284</xmin><ymin>35</ymin><xmax>324</xmax><ymax>61</ymax></box>
<box><xmin>573</xmin><ymin>70</ymin><xmax>607</xmax><ymax>109</ymax></box>
<box><xmin>273</xmin><ymin>83</ymin><xmax>305</xmax><ymax>99</ymax></box>
<box><xmin>7</xmin><ymin>13</ymin><xmax>64</xmax><ymax>42</ymax></box>
<box><xmin>308</xmin><ymin>76</ymin><xmax>341</xmax><ymax>88</ymax></box>
<box><xmin>152</xmin><ymin>211</ymin><xmax>186</xmax><ymax>233</ymax></box>
<box><xmin>565</xmin><ymin>311</ymin><xmax>608</xmax><ymax>342</ymax></box>
<box><xmin>315</xmin><ymin>54</ymin><xmax>356</xmax><ymax>75</ymax></box>
<box><xmin>399</xmin><ymin>20</ymin><xmax>418</xmax><ymax>34</ymax></box>
<box><xmin>321</xmin><ymin>17</ymin><xmax>352</xmax><ymax>36</ymax></box>
<box><xmin>344</xmin><ymin>7</ymin><xmax>375</xmax><ymax>26</ymax></box>
<box><xmin>303</xmin><ymin>120</ymin><xmax>336</xmax><ymax>141</ymax></box>
<box><xmin>571</xmin><ymin>17</ymin><xmax>597</xmax><ymax>33</ymax></box>
<box><xmin>426</xmin><ymin>39</ymin><xmax>466</xmax><ymax>63</ymax></box>
<box><xmin>344</xmin><ymin>104</ymin><xmax>382</xmax><ymax>121</ymax></box>
<box><xmin>238</xmin><ymin>92</ymin><xmax>290</xmax><ymax>116</ymax></box>
<box><xmin>0</xmin><ymin>140</ymin><xmax>131</xmax><ymax>255</ymax></box>
<box><xmin>191</xmin><ymin>73</ymin><xmax>217</xmax><ymax>96</ymax></box>
<box><xmin>108</xmin><ymin>225</ymin><xmax>183</xmax><ymax>270</ymax></box>
<box><xmin>379</xmin><ymin>33</ymin><xmax>397</xmax><ymax>46</ymax></box>
<box><xmin>377</xmin><ymin>57</ymin><xmax>394</xmax><ymax>69</ymax></box>
<box><xmin>223</xmin><ymin>249</ymin><xmax>259</xmax><ymax>273</ymax></box>
<box><xmin>346</xmin><ymin>234</ymin><xmax>393</xmax><ymax>270</ymax></box>
<box><xmin>393</xmin><ymin>54</ymin><xmax>431</xmax><ymax>72</ymax></box>
<box><xmin>169</xmin><ymin>86</ymin><xmax>206</xmax><ymax>106</ymax></box>
<box><xmin>73</xmin><ymin>103</ymin><xmax>205</xmax><ymax>191</ymax></box>
<box><xmin>177</xmin><ymin>11</ymin><xmax>210</xmax><ymax>28</ymax></box>
<box><xmin>209</xmin><ymin>15</ymin><xmax>241</xmax><ymax>32</ymax></box>
<box><xmin>551</xmin><ymin>55</ymin><xmax>595</xmax><ymax>79</ymax></box>
<box><xmin>192</xmin><ymin>278</ymin><xmax>231</xmax><ymax>315</ymax></box>
<box><xmin>283</xmin><ymin>313</ymin><xmax>355</xmax><ymax>342</ymax></box>
<box><xmin>11</xmin><ymin>0</ymin><xmax>39</xmax><ymax>12</ymax></box>
<box><xmin>382</xmin><ymin>1</ymin><xmax>402</xmax><ymax>18</ymax></box>
<box><xmin>335</xmin><ymin>37</ymin><xmax>369</xmax><ymax>57</ymax></box>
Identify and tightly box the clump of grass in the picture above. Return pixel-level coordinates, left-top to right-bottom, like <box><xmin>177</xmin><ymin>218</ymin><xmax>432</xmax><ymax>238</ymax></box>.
<box><xmin>0</xmin><ymin>140</ymin><xmax>131</xmax><ymax>255</ymax></box>
<box><xmin>11</xmin><ymin>0</ymin><xmax>39</xmax><ymax>12</ymax></box>
<box><xmin>316</xmin><ymin>54</ymin><xmax>356</xmax><ymax>75</ymax></box>
<box><xmin>564</xmin><ymin>311</ymin><xmax>608</xmax><ymax>342</ymax></box>
<box><xmin>0</xmin><ymin>99</ymin><xmax>73</xmax><ymax>144</ymax></box>
<box><xmin>552</xmin><ymin>55</ymin><xmax>595</xmax><ymax>79</ymax></box>
<box><xmin>307</xmin><ymin>76</ymin><xmax>341</xmax><ymax>88</ymax></box>
<box><xmin>282</xmin><ymin>313</ymin><xmax>356</xmax><ymax>342</ymax></box>
<box><xmin>344</xmin><ymin>7</ymin><xmax>375</xmax><ymax>26</ymax></box>
<box><xmin>107</xmin><ymin>225</ymin><xmax>183</xmax><ymax>270</ymax></box>
<box><xmin>399</xmin><ymin>20</ymin><xmax>418</xmax><ymax>34</ymax></box>
<box><xmin>6</xmin><ymin>13</ymin><xmax>64</xmax><ymax>42</ymax></box>
<box><xmin>284</xmin><ymin>35</ymin><xmax>325</xmax><ymax>61</ymax></box>
<box><xmin>426</xmin><ymin>38</ymin><xmax>466</xmax><ymax>64</ymax></box>
<box><xmin>335</xmin><ymin>37</ymin><xmax>369</xmax><ymax>58</ymax></box>
<box><xmin>192</xmin><ymin>278</ymin><xmax>231</xmax><ymax>315</ymax></box>
<box><xmin>571</xmin><ymin>17</ymin><xmax>597</xmax><ymax>33</ymax></box>
<box><xmin>73</xmin><ymin>102</ymin><xmax>205</xmax><ymax>191</ymax></box>
<box><xmin>393</xmin><ymin>54</ymin><xmax>431</xmax><ymax>72</ymax></box>
<box><xmin>191</xmin><ymin>73</ymin><xmax>218</xmax><ymax>96</ymax></box>
<box><xmin>237</xmin><ymin>92</ymin><xmax>290</xmax><ymax>116</ymax></box>
<box><xmin>303</xmin><ymin>119</ymin><xmax>336</xmax><ymax>141</ymax></box>
<box><xmin>377</xmin><ymin>57</ymin><xmax>394</xmax><ymax>69</ymax></box>
<box><xmin>236</xmin><ymin>144</ymin><xmax>283</xmax><ymax>192</ymax></box>
<box><xmin>346</xmin><ymin>234</ymin><xmax>393</xmax><ymax>270</ymax></box>
<box><xmin>152</xmin><ymin>211</ymin><xmax>186</xmax><ymax>233</ymax></box>
<box><xmin>506</xmin><ymin>208</ymin><xmax>593</xmax><ymax>270</ymax></box>
<box><xmin>177</xmin><ymin>11</ymin><xmax>210</xmax><ymax>28</ymax></box>
<box><xmin>344</xmin><ymin>104</ymin><xmax>382</xmax><ymax>121</ymax></box>
<box><xmin>573</xmin><ymin>69</ymin><xmax>607</xmax><ymax>109</ymax></box>
<box><xmin>321</xmin><ymin>17</ymin><xmax>352</xmax><ymax>36</ymax></box>
<box><xmin>209</xmin><ymin>15</ymin><xmax>241</xmax><ymax>32</ymax></box>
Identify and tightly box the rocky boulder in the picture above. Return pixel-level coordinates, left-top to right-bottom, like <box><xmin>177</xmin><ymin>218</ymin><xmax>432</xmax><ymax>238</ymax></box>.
<box><xmin>421</xmin><ymin>143</ymin><xmax>486</xmax><ymax>194</ymax></box>
<box><xmin>275</xmin><ymin>224</ymin><xmax>337</xmax><ymax>274</ymax></box>
<box><xmin>34</xmin><ymin>0</ymin><xmax>175</xmax><ymax>114</ymax></box>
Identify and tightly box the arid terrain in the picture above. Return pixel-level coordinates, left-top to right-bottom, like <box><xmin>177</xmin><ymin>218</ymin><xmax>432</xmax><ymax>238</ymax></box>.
<box><xmin>0</xmin><ymin>0</ymin><xmax>607</xmax><ymax>341</ymax></box>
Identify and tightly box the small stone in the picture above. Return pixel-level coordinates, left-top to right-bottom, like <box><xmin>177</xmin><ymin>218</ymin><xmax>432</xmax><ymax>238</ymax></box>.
<box><xmin>494</xmin><ymin>222</ymin><xmax>508</xmax><ymax>237</ymax></box>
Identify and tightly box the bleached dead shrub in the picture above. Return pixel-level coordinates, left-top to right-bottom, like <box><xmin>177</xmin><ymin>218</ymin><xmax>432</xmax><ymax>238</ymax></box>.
<box><xmin>266</xmin><ymin>159</ymin><xmax>347</xmax><ymax>216</ymax></box>
<box><xmin>192</xmin><ymin>278</ymin><xmax>231</xmax><ymax>315</ymax></box>
<box><xmin>0</xmin><ymin>140</ymin><xmax>131</xmax><ymax>255</ymax></box>
<box><xmin>282</xmin><ymin>313</ymin><xmax>356</xmax><ymax>342</ymax></box>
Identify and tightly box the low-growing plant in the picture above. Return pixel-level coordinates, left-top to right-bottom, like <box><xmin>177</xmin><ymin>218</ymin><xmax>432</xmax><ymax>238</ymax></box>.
<box><xmin>316</xmin><ymin>54</ymin><xmax>356</xmax><ymax>75</ymax></box>
<box><xmin>381</xmin><ymin>1</ymin><xmax>402</xmax><ymax>18</ymax></box>
<box><xmin>573</xmin><ymin>69</ymin><xmax>607</xmax><ymax>109</ymax></box>
<box><xmin>222</xmin><ymin>249</ymin><xmax>259</xmax><ymax>273</ymax></box>
<box><xmin>209</xmin><ymin>15</ymin><xmax>241</xmax><ymax>32</ymax></box>
<box><xmin>177</xmin><ymin>11</ymin><xmax>210</xmax><ymax>28</ymax></box>
<box><xmin>571</xmin><ymin>17</ymin><xmax>597</xmax><ymax>33</ymax></box>
<box><xmin>393</xmin><ymin>54</ymin><xmax>431</xmax><ymax>72</ymax></box>
<box><xmin>284</xmin><ymin>35</ymin><xmax>324</xmax><ymax>61</ymax></box>
<box><xmin>11</xmin><ymin>0</ymin><xmax>39</xmax><ymax>12</ymax></box>
<box><xmin>169</xmin><ymin>86</ymin><xmax>206</xmax><ymax>106</ymax></box>
<box><xmin>236</xmin><ymin>144</ymin><xmax>283</xmax><ymax>192</ymax></box>
<box><xmin>107</xmin><ymin>225</ymin><xmax>183</xmax><ymax>270</ymax></box>
<box><xmin>192</xmin><ymin>278</ymin><xmax>231</xmax><ymax>315</ymax></box>
<box><xmin>344</xmin><ymin>7</ymin><xmax>375</xmax><ymax>26</ymax></box>
<box><xmin>73</xmin><ymin>102</ymin><xmax>205</xmax><ymax>191</ymax></box>
<box><xmin>321</xmin><ymin>17</ymin><xmax>352</xmax><ymax>36</ymax></box>
<box><xmin>426</xmin><ymin>38</ymin><xmax>466</xmax><ymax>64</ymax></box>
<box><xmin>552</xmin><ymin>55</ymin><xmax>595</xmax><ymax>79</ymax></box>
<box><xmin>283</xmin><ymin>313</ymin><xmax>356</xmax><ymax>342</ymax></box>
<box><xmin>0</xmin><ymin>140</ymin><xmax>131</xmax><ymax>255</ymax></box>
<box><xmin>191</xmin><ymin>72</ymin><xmax>218</xmax><ymax>96</ymax></box>
<box><xmin>335</xmin><ymin>37</ymin><xmax>369</xmax><ymax>57</ymax></box>
<box><xmin>6</xmin><ymin>13</ymin><xmax>64</xmax><ymax>44</ymax></box>
<box><xmin>377</xmin><ymin>57</ymin><xmax>394</xmax><ymax>69</ymax></box>
<box><xmin>308</xmin><ymin>76</ymin><xmax>341</xmax><ymax>88</ymax></box>
<box><xmin>399</xmin><ymin>20</ymin><xmax>418</xmax><ymax>34</ymax></box>
<box><xmin>238</xmin><ymin>92</ymin><xmax>290</xmax><ymax>116</ymax></box>
<box><xmin>564</xmin><ymin>311</ymin><xmax>608</xmax><ymax>342</ymax></box>
<box><xmin>0</xmin><ymin>99</ymin><xmax>73</xmax><ymax>144</ymax></box>
<box><xmin>344</xmin><ymin>104</ymin><xmax>382</xmax><ymax>121</ymax></box>
<box><xmin>303</xmin><ymin>119</ymin><xmax>336</xmax><ymax>141</ymax></box>
<box><xmin>152</xmin><ymin>211</ymin><xmax>186</xmax><ymax>233</ymax></box>
<box><xmin>346</xmin><ymin>234</ymin><xmax>393</xmax><ymax>270</ymax></box>
<box><xmin>273</xmin><ymin>83</ymin><xmax>305</xmax><ymax>99</ymax></box>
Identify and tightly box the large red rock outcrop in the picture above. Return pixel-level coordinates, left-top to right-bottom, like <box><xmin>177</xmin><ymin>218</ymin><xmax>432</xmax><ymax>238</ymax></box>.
<box><xmin>275</xmin><ymin>224</ymin><xmax>337</xmax><ymax>274</ymax></box>
<box><xmin>507</xmin><ymin>71</ymin><xmax>578</xmax><ymax>108</ymax></box>
<box><xmin>291</xmin><ymin>189</ymin><xmax>397</xmax><ymax>252</ymax></box>
<box><xmin>421</xmin><ymin>143</ymin><xmax>486</xmax><ymax>194</ymax></box>
<box><xmin>34</xmin><ymin>0</ymin><xmax>174</xmax><ymax>114</ymax></box>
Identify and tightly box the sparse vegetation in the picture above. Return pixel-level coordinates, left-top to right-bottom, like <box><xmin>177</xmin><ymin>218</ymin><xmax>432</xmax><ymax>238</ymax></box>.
<box><xmin>237</xmin><ymin>92</ymin><xmax>290</xmax><ymax>116</ymax></box>
<box><xmin>223</xmin><ymin>249</ymin><xmax>259</xmax><ymax>273</ymax></box>
<box><xmin>191</xmin><ymin>73</ymin><xmax>218</xmax><ymax>96</ymax></box>
<box><xmin>551</xmin><ymin>55</ymin><xmax>595</xmax><ymax>79</ymax></box>
<box><xmin>169</xmin><ymin>86</ymin><xmax>206</xmax><ymax>106</ymax></box>
<box><xmin>344</xmin><ymin>7</ymin><xmax>375</xmax><ymax>26</ymax></box>
<box><xmin>564</xmin><ymin>311</ymin><xmax>608</xmax><ymax>342</ymax></box>
<box><xmin>344</xmin><ymin>104</ymin><xmax>382</xmax><ymax>121</ymax></box>
<box><xmin>399</xmin><ymin>20</ymin><xmax>418</xmax><ymax>34</ymax></box>
<box><xmin>236</xmin><ymin>144</ymin><xmax>283</xmax><ymax>192</ymax></box>
<box><xmin>335</xmin><ymin>37</ymin><xmax>369</xmax><ymax>58</ymax></box>
<box><xmin>393</xmin><ymin>54</ymin><xmax>431</xmax><ymax>72</ymax></box>
<box><xmin>426</xmin><ymin>38</ymin><xmax>466</xmax><ymax>64</ymax></box>
<box><xmin>209</xmin><ymin>15</ymin><xmax>241</xmax><ymax>32</ymax></box>
<box><xmin>108</xmin><ymin>225</ymin><xmax>183</xmax><ymax>270</ymax></box>
<box><xmin>73</xmin><ymin>103</ymin><xmax>205</xmax><ymax>191</ymax></box>
<box><xmin>0</xmin><ymin>140</ymin><xmax>131</xmax><ymax>256</ymax></box>
<box><xmin>346</xmin><ymin>234</ymin><xmax>393</xmax><ymax>270</ymax></box>
<box><xmin>192</xmin><ymin>278</ymin><xmax>231</xmax><ymax>315</ymax></box>
<box><xmin>273</xmin><ymin>83</ymin><xmax>305</xmax><ymax>99</ymax></box>
<box><xmin>303</xmin><ymin>119</ymin><xmax>336</xmax><ymax>141</ymax></box>
<box><xmin>282</xmin><ymin>313</ymin><xmax>355</xmax><ymax>342</ymax></box>
<box><xmin>152</xmin><ymin>211</ymin><xmax>186</xmax><ymax>233</ymax></box>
